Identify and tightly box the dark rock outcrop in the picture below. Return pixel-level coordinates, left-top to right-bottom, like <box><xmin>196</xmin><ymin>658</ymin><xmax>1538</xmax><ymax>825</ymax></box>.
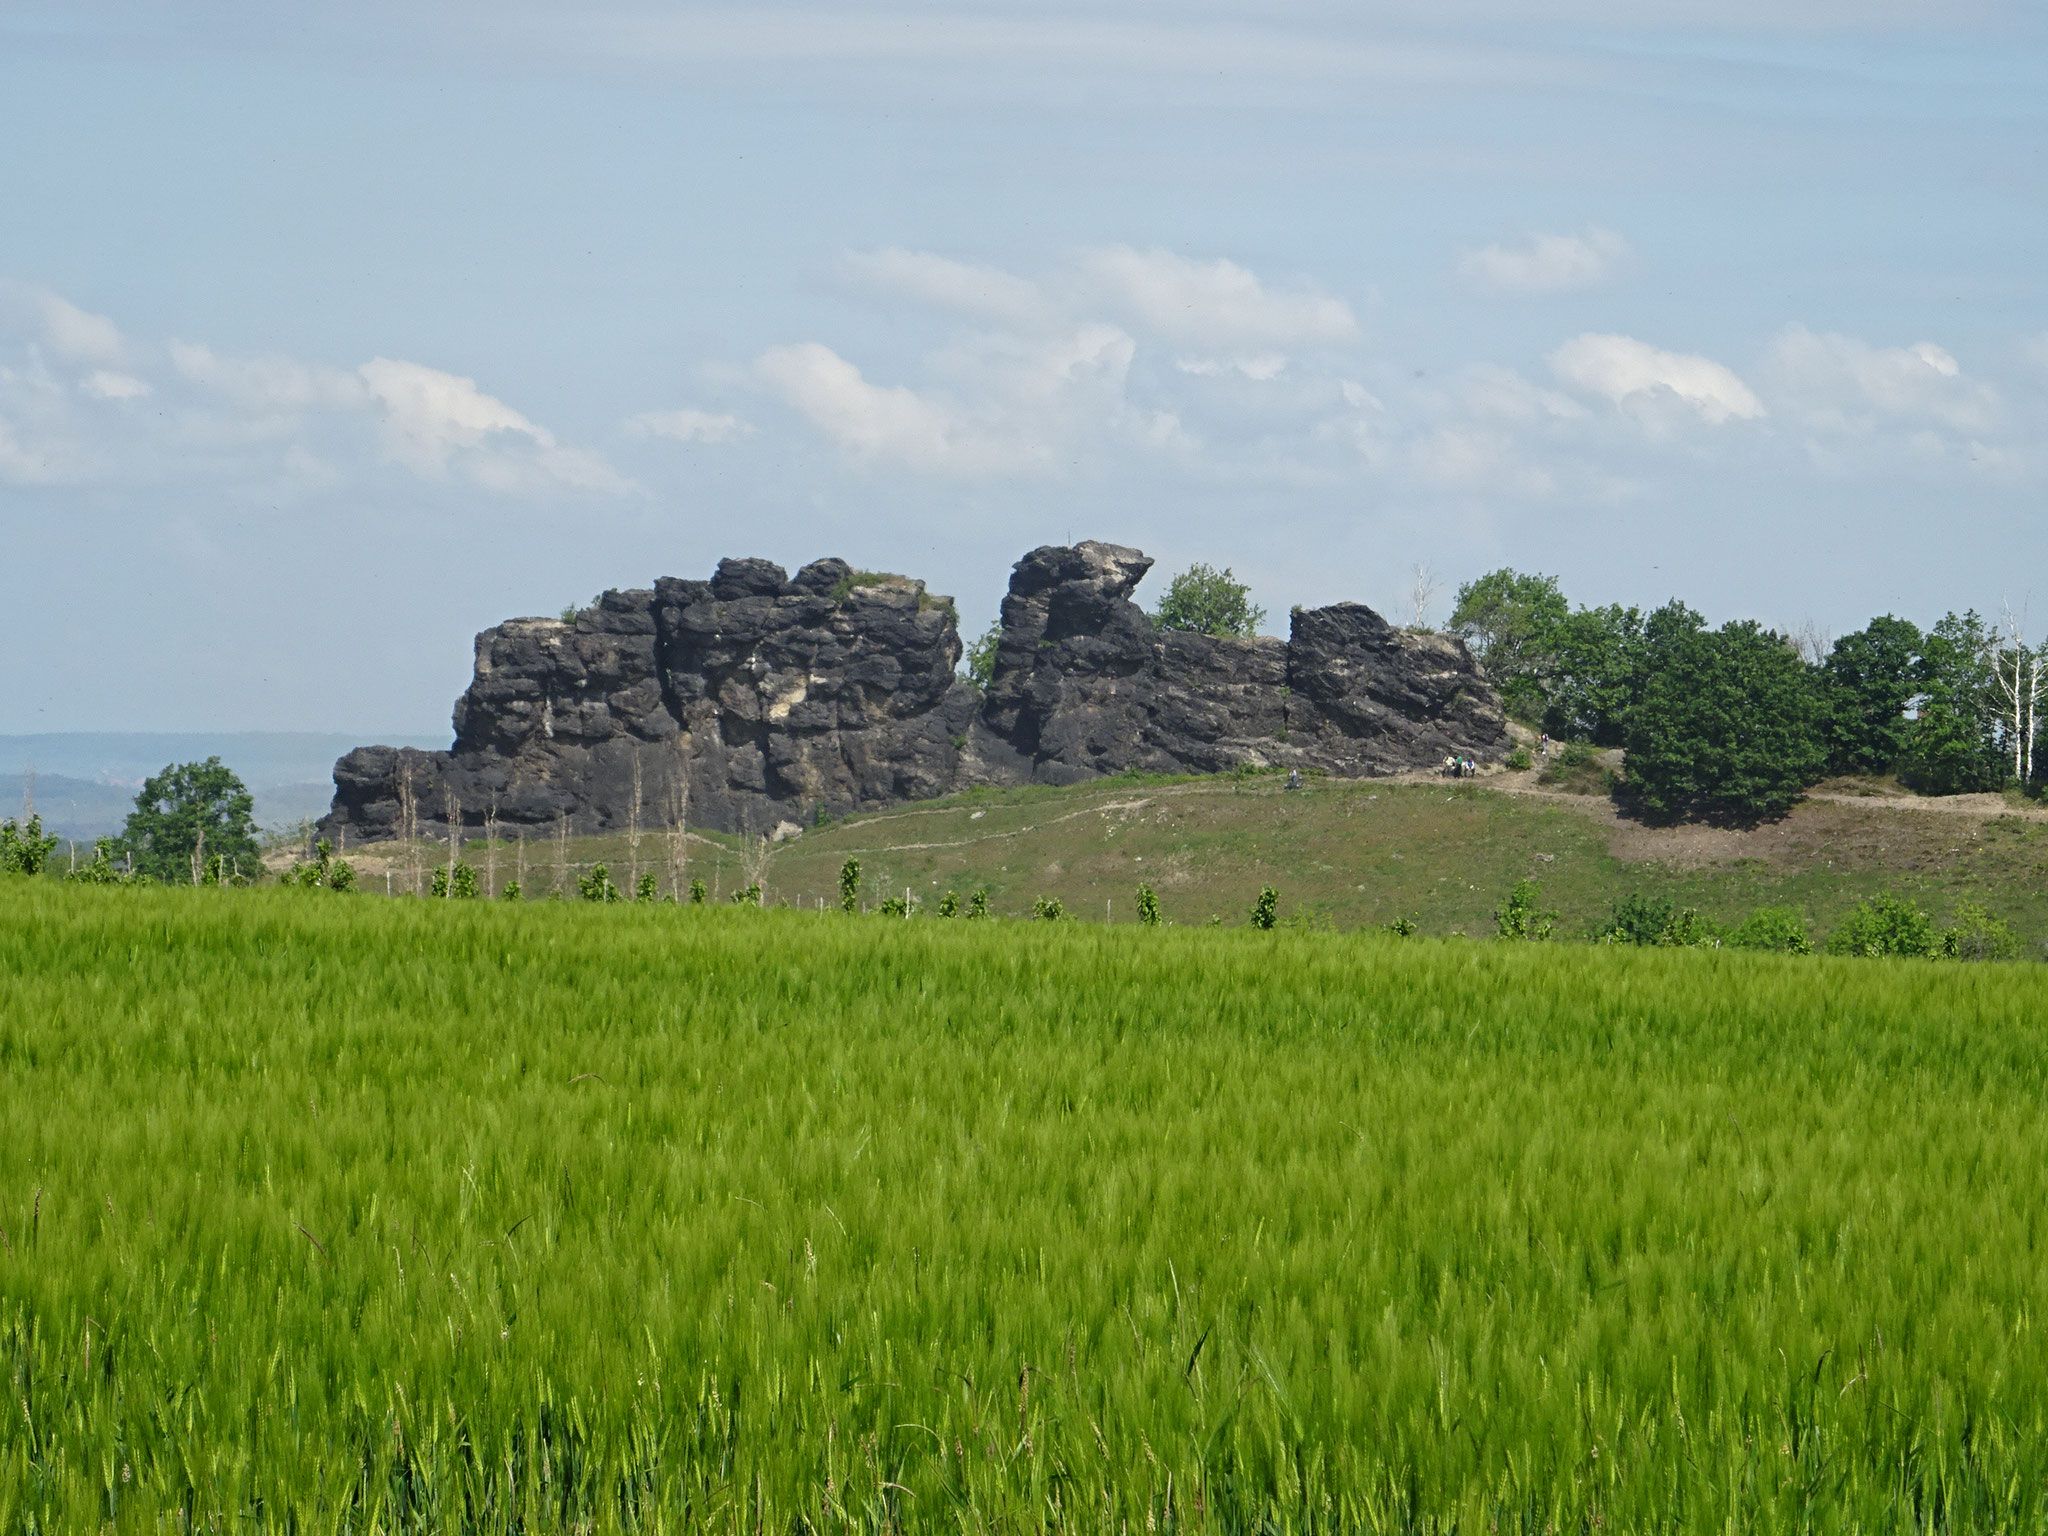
<box><xmin>320</xmin><ymin>541</ymin><xmax>1509</xmax><ymax>841</ymax></box>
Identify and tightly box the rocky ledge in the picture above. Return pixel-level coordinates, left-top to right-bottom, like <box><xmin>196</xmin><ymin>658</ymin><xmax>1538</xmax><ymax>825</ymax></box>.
<box><xmin>320</xmin><ymin>540</ymin><xmax>1509</xmax><ymax>841</ymax></box>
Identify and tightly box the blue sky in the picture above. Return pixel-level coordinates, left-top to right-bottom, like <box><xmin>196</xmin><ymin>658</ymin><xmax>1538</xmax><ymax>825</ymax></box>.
<box><xmin>2</xmin><ymin>1</ymin><xmax>2045</xmax><ymax>734</ymax></box>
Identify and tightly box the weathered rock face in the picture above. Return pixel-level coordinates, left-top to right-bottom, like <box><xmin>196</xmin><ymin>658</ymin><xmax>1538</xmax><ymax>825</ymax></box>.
<box><xmin>978</xmin><ymin>540</ymin><xmax>1509</xmax><ymax>783</ymax></box>
<box><xmin>323</xmin><ymin>558</ymin><xmax>978</xmax><ymax>841</ymax></box>
<box><xmin>320</xmin><ymin>541</ymin><xmax>1510</xmax><ymax>841</ymax></box>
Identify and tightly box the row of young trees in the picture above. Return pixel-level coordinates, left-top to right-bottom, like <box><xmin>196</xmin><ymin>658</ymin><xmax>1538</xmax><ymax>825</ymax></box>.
<box><xmin>1450</xmin><ymin>570</ymin><xmax>2042</xmax><ymax>822</ymax></box>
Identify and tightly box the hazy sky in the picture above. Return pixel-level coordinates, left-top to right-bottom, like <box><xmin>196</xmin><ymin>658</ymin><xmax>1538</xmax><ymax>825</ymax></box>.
<box><xmin>3</xmin><ymin>1</ymin><xmax>2045</xmax><ymax>735</ymax></box>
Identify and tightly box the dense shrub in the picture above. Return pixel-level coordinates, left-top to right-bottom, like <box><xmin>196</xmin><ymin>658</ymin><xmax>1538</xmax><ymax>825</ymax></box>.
<box><xmin>1826</xmin><ymin>894</ymin><xmax>1940</xmax><ymax>958</ymax></box>
<box><xmin>1726</xmin><ymin>906</ymin><xmax>1814</xmax><ymax>954</ymax></box>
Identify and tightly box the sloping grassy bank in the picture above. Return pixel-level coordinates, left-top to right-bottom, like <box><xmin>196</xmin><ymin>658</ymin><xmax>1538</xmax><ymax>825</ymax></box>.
<box><xmin>5</xmin><ymin>882</ymin><xmax>2047</xmax><ymax>1531</ymax></box>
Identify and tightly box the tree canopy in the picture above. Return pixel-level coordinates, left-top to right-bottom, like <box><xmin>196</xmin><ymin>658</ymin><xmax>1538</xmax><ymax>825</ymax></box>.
<box><xmin>121</xmin><ymin>757</ymin><xmax>260</xmax><ymax>884</ymax></box>
<box><xmin>1900</xmin><ymin>612</ymin><xmax>2004</xmax><ymax>795</ymax></box>
<box><xmin>1623</xmin><ymin>608</ymin><xmax>1828</xmax><ymax>824</ymax></box>
<box><xmin>1822</xmin><ymin>616</ymin><xmax>1923</xmax><ymax>776</ymax></box>
<box><xmin>1448</xmin><ymin>569</ymin><xmax>1569</xmax><ymax>719</ymax></box>
<box><xmin>1151</xmin><ymin>564</ymin><xmax>1266</xmax><ymax>638</ymax></box>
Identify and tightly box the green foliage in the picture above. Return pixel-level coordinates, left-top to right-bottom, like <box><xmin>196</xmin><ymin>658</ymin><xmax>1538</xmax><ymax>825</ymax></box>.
<box><xmin>14</xmin><ymin>883</ymin><xmax>2048</xmax><ymax>1530</ymax></box>
<box><xmin>1505</xmin><ymin>745</ymin><xmax>1533</xmax><ymax>771</ymax></box>
<box><xmin>1150</xmin><ymin>562</ymin><xmax>1266</xmax><ymax>638</ymax></box>
<box><xmin>0</xmin><ymin>813</ymin><xmax>60</xmax><ymax>876</ymax></box>
<box><xmin>935</xmin><ymin>890</ymin><xmax>960</xmax><ymax>918</ymax></box>
<box><xmin>1624</xmin><ymin>608</ymin><xmax>1828</xmax><ymax>824</ymax></box>
<box><xmin>1135</xmin><ymin>882</ymin><xmax>1161</xmax><ymax>926</ymax></box>
<box><xmin>730</xmin><ymin>883</ymin><xmax>763</xmax><ymax>907</ymax></box>
<box><xmin>1542</xmin><ymin>603</ymin><xmax>1645</xmax><ymax>746</ymax></box>
<box><xmin>635</xmin><ymin>871</ymin><xmax>659</xmax><ymax>903</ymax></box>
<box><xmin>1494</xmin><ymin>877</ymin><xmax>1556</xmax><ymax>940</ymax></box>
<box><xmin>1902</xmin><ymin>611</ymin><xmax>2005</xmax><ymax>795</ymax></box>
<box><xmin>1942</xmin><ymin>899</ymin><xmax>2021</xmax><ymax>962</ymax></box>
<box><xmin>1557</xmin><ymin>739</ymin><xmax>1596</xmax><ymax>769</ymax></box>
<box><xmin>877</xmin><ymin>892</ymin><xmax>911</xmax><ymax>917</ymax></box>
<box><xmin>499</xmin><ymin>879</ymin><xmax>522</xmax><ymax>902</ymax></box>
<box><xmin>1823</xmin><ymin>615</ymin><xmax>1923</xmax><ymax>776</ymax></box>
<box><xmin>967</xmin><ymin>887</ymin><xmax>991</xmax><ymax>920</ymax></box>
<box><xmin>1031</xmin><ymin>894</ymin><xmax>1065</xmax><ymax>921</ymax></box>
<box><xmin>1383</xmin><ymin>915</ymin><xmax>1418</xmax><ymax>937</ymax></box>
<box><xmin>1826</xmin><ymin>893</ymin><xmax>1941</xmax><ymax>958</ymax></box>
<box><xmin>1727</xmin><ymin>906</ymin><xmax>1814</xmax><ymax>955</ymax></box>
<box><xmin>688</xmin><ymin>877</ymin><xmax>707</xmax><ymax>905</ymax></box>
<box><xmin>66</xmin><ymin>837</ymin><xmax>148</xmax><ymax>886</ymax></box>
<box><xmin>1598</xmin><ymin>894</ymin><xmax>1721</xmax><ymax>950</ymax></box>
<box><xmin>1249</xmin><ymin>885</ymin><xmax>1279</xmax><ymax>930</ymax></box>
<box><xmin>577</xmin><ymin>863</ymin><xmax>621</xmax><ymax>903</ymax></box>
<box><xmin>429</xmin><ymin>861</ymin><xmax>480</xmax><ymax>899</ymax></box>
<box><xmin>1599</xmin><ymin>892</ymin><xmax>1675</xmax><ymax>946</ymax></box>
<box><xmin>281</xmin><ymin>839</ymin><xmax>355</xmax><ymax>892</ymax></box>
<box><xmin>827</xmin><ymin>568</ymin><xmax>904</xmax><ymax>605</ymax></box>
<box><xmin>964</xmin><ymin>616</ymin><xmax>1003</xmax><ymax>691</ymax></box>
<box><xmin>838</xmin><ymin>856</ymin><xmax>861</xmax><ymax>914</ymax></box>
<box><xmin>119</xmin><ymin>756</ymin><xmax>260</xmax><ymax>884</ymax></box>
<box><xmin>1449</xmin><ymin>569</ymin><xmax>1570</xmax><ymax>720</ymax></box>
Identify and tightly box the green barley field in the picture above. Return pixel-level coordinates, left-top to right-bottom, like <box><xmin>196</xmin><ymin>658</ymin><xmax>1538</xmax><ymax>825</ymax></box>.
<box><xmin>6</xmin><ymin>880</ymin><xmax>2048</xmax><ymax>1532</ymax></box>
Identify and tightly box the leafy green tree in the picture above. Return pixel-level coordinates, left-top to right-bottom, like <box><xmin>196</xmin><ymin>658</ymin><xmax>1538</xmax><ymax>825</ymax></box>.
<box><xmin>1135</xmin><ymin>883</ymin><xmax>1161</xmax><ymax>926</ymax></box>
<box><xmin>963</xmin><ymin>617</ymin><xmax>1002</xmax><ymax>690</ymax></box>
<box><xmin>1248</xmin><ymin>886</ymin><xmax>1279</xmax><ymax>930</ymax></box>
<box><xmin>1151</xmin><ymin>563</ymin><xmax>1266</xmax><ymax>638</ymax></box>
<box><xmin>1822</xmin><ymin>616</ymin><xmax>1922</xmax><ymax>776</ymax></box>
<box><xmin>1942</xmin><ymin>900</ymin><xmax>2020</xmax><ymax>962</ymax></box>
<box><xmin>1</xmin><ymin>814</ymin><xmax>61</xmax><ymax>876</ymax></box>
<box><xmin>838</xmin><ymin>857</ymin><xmax>861</xmax><ymax>914</ymax></box>
<box><xmin>967</xmin><ymin>888</ymin><xmax>991</xmax><ymax>920</ymax></box>
<box><xmin>577</xmin><ymin>863</ymin><xmax>621</xmax><ymax>902</ymax></box>
<box><xmin>1825</xmin><ymin>894</ymin><xmax>1940</xmax><ymax>958</ymax></box>
<box><xmin>1032</xmin><ymin>894</ymin><xmax>1066</xmax><ymax>921</ymax></box>
<box><xmin>1449</xmin><ymin>570</ymin><xmax>1570</xmax><ymax>721</ymax></box>
<box><xmin>1900</xmin><ymin>612</ymin><xmax>2003</xmax><ymax>795</ymax></box>
<box><xmin>120</xmin><ymin>758</ymin><xmax>259</xmax><ymax>884</ymax></box>
<box><xmin>1543</xmin><ymin>604</ymin><xmax>1645</xmax><ymax>746</ymax></box>
<box><xmin>1494</xmin><ymin>878</ymin><xmax>1556</xmax><ymax>940</ymax></box>
<box><xmin>431</xmin><ymin>862</ymin><xmax>480</xmax><ymax>899</ymax></box>
<box><xmin>1623</xmin><ymin>609</ymin><xmax>1827</xmax><ymax>824</ymax></box>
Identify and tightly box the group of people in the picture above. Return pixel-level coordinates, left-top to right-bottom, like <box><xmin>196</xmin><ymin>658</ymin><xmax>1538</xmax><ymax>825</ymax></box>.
<box><xmin>1441</xmin><ymin>754</ymin><xmax>1480</xmax><ymax>778</ymax></box>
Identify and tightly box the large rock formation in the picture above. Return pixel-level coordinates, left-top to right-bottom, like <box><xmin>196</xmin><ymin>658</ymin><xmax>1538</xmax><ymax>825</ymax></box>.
<box><xmin>321</xmin><ymin>541</ymin><xmax>1509</xmax><ymax>841</ymax></box>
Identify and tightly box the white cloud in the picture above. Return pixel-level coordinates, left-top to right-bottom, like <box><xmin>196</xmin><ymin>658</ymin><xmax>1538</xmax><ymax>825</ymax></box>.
<box><xmin>1763</xmin><ymin>324</ymin><xmax>1999</xmax><ymax>437</ymax></box>
<box><xmin>755</xmin><ymin>342</ymin><xmax>978</xmax><ymax>473</ymax></box>
<box><xmin>1077</xmin><ymin>245</ymin><xmax>1357</xmax><ymax>351</ymax></box>
<box><xmin>0</xmin><ymin>281</ymin><xmax>130</xmax><ymax>366</ymax></box>
<box><xmin>755</xmin><ymin>316</ymin><xmax>1161</xmax><ymax>477</ymax></box>
<box><xmin>1459</xmin><ymin>228</ymin><xmax>1629</xmax><ymax>295</ymax></box>
<box><xmin>626</xmin><ymin>407</ymin><xmax>754</xmax><ymax>444</ymax></box>
<box><xmin>81</xmin><ymin>370</ymin><xmax>151</xmax><ymax>400</ymax></box>
<box><xmin>1549</xmin><ymin>332</ymin><xmax>1765</xmax><ymax>424</ymax></box>
<box><xmin>169</xmin><ymin>341</ymin><xmax>350</xmax><ymax>413</ymax></box>
<box><xmin>1178</xmin><ymin>354</ymin><xmax>1289</xmax><ymax>381</ymax></box>
<box><xmin>841</xmin><ymin>248</ymin><xmax>1048</xmax><ymax>327</ymax></box>
<box><xmin>357</xmin><ymin>357</ymin><xmax>551</xmax><ymax>474</ymax></box>
<box><xmin>0</xmin><ymin>284</ymin><xmax>630</xmax><ymax>497</ymax></box>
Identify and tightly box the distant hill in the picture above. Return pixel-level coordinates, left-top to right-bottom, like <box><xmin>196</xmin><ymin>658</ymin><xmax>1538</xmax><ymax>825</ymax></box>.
<box><xmin>0</xmin><ymin>733</ymin><xmax>443</xmax><ymax>840</ymax></box>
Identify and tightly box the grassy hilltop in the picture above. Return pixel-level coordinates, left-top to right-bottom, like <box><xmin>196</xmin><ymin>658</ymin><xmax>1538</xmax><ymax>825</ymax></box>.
<box><xmin>7</xmin><ymin>879</ymin><xmax>2048</xmax><ymax>1530</ymax></box>
<box><xmin>339</xmin><ymin>767</ymin><xmax>2048</xmax><ymax>953</ymax></box>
